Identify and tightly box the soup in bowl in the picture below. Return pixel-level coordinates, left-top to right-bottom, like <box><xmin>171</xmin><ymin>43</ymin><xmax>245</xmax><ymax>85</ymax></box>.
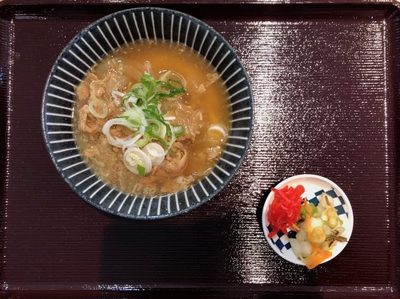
<box><xmin>42</xmin><ymin>7</ymin><xmax>253</xmax><ymax>219</ymax></box>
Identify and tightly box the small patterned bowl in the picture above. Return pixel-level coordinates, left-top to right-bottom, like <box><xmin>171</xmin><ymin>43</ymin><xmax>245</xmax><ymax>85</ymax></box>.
<box><xmin>261</xmin><ymin>174</ymin><xmax>354</xmax><ymax>266</ymax></box>
<box><xmin>41</xmin><ymin>7</ymin><xmax>253</xmax><ymax>219</ymax></box>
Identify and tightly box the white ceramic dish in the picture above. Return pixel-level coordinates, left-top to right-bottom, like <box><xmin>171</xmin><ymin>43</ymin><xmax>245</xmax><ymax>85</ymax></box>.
<box><xmin>261</xmin><ymin>174</ymin><xmax>354</xmax><ymax>266</ymax></box>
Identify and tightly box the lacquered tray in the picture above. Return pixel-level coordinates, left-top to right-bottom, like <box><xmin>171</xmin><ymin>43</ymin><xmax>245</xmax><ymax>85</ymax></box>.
<box><xmin>0</xmin><ymin>0</ymin><xmax>399</xmax><ymax>298</ymax></box>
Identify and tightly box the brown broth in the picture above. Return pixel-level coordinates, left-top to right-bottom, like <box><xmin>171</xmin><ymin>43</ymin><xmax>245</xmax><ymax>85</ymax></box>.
<box><xmin>74</xmin><ymin>41</ymin><xmax>231</xmax><ymax>196</ymax></box>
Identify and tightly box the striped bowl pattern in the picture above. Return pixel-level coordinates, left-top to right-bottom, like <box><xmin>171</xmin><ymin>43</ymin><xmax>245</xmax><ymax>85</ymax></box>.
<box><xmin>41</xmin><ymin>7</ymin><xmax>253</xmax><ymax>219</ymax></box>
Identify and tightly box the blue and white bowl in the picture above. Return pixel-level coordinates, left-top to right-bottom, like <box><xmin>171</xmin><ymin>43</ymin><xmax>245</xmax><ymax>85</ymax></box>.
<box><xmin>262</xmin><ymin>174</ymin><xmax>354</xmax><ymax>266</ymax></box>
<box><xmin>41</xmin><ymin>7</ymin><xmax>253</xmax><ymax>219</ymax></box>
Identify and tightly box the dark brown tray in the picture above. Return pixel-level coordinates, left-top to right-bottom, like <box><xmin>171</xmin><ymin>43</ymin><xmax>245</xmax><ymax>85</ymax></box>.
<box><xmin>1</xmin><ymin>0</ymin><xmax>399</xmax><ymax>298</ymax></box>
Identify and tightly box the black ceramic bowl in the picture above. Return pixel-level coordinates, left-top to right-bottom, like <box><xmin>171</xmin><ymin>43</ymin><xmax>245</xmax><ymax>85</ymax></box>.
<box><xmin>42</xmin><ymin>7</ymin><xmax>253</xmax><ymax>219</ymax></box>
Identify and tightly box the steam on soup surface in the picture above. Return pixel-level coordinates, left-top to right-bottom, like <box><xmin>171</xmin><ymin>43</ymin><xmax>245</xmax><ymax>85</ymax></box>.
<box><xmin>74</xmin><ymin>41</ymin><xmax>231</xmax><ymax>196</ymax></box>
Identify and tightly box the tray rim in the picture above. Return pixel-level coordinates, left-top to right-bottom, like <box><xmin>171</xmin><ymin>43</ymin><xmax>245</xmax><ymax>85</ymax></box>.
<box><xmin>0</xmin><ymin>0</ymin><xmax>399</xmax><ymax>6</ymax></box>
<box><xmin>0</xmin><ymin>0</ymin><xmax>399</xmax><ymax>297</ymax></box>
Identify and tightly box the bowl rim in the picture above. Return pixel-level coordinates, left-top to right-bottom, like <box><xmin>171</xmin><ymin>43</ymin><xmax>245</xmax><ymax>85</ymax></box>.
<box><xmin>261</xmin><ymin>174</ymin><xmax>354</xmax><ymax>266</ymax></box>
<box><xmin>41</xmin><ymin>6</ymin><xmax>254</xmax><ymax>220</ymax></box>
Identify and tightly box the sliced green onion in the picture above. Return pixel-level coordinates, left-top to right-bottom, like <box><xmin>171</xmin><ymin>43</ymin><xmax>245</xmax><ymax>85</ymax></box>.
<box><xmin>122</xmin><ymin>105</ymin><xmax>147</xmax><ymax>127</ymax></box>
<box><xmin>119</xmin><ymin>126</ymin><xmax>145</xmax><ymax>149</ymax></box>
<box><xmin>165</xmin><ymin>122</ymin><xmax>177</xmax><ymax>154</ymax></box>
<box><xmin>123</xmin><ymin>147</ymin><xmax>152</xmax><ymax>175</ymax></box>
<box><xmin>111</xmin><ymin>90</ymin><xmax>125</xmax><ymax>105</ymax></box>
<box><xmin>135</xmin><ymin>133</ymin><xmax>151</xmax><ymax>148</ymax></box>
<box><xmin>145</xmin><ymin>125</ymin><xmax>169</xmax><ymax>148</ymax></box>
<box><xmin>124</xmin><ymin>95</ymin><xmax>138</xmax><ymax>110</ymax></box>
<box><xmin>159</xmin><ymin>70</ymin><xmax>187</xmax><ymax>89</ymax></box>
<box><xmin>102</xmin><ymin>118</ymin><xmax>137</xmax><ymax>148</ymax></box>
<box><xmin>88</xmin><ymin>99</ymin><xmax>108</xmax><ymax>119</ymax></box>
<box><xmin>172</xmin><ymin>125</ymin><xmax>185</xmax><ymax>138</ymax></box>
<box><xmin>143</xmin><ymin>142</ymin><xmax>165</xmax><ymax>166</ymax></box>
<box><xmin>148</xmin><ymin>119</ymin><xmax>167</xmax><ymax>139</ymax></box>
<box><xmin>137</xmin><ymin>165</ymin><xmax>146</xmax><ymax>176</ymax></box>
<box><xmin>158</xmin><ymin>70</ymin><xmax>171</xmax><ymax>82</ymax></box>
